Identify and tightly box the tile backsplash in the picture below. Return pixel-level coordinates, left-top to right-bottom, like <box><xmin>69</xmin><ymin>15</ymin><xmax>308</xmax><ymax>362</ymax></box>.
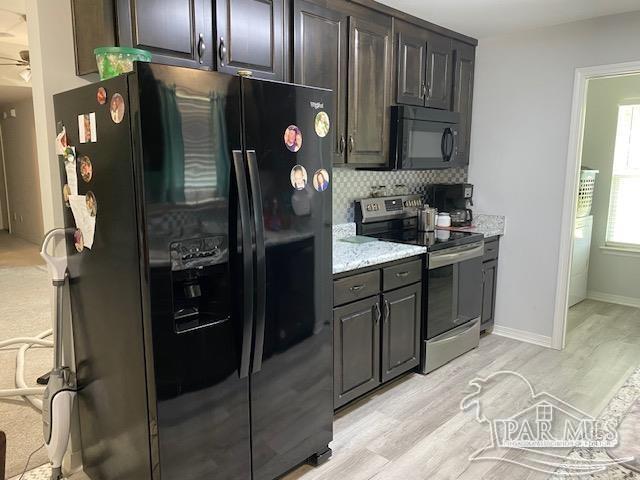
<box><xmin>332</xmin><ymin>167</ymin><xmax>467</xmax><ymax>224</ymax></box>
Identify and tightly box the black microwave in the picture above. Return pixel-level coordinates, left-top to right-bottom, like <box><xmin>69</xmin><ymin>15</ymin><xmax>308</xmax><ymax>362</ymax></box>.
<box><xmin>389</xmin><ymin>106</ymin><xmax>461</xmax><ymax>170</ymax></box>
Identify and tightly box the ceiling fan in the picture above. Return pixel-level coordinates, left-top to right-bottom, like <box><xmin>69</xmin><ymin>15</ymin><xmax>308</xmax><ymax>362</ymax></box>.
<box><xmin>0</xmin><ymin>50</ymin><xmax>31</xmax><ymax>81</ymax></box>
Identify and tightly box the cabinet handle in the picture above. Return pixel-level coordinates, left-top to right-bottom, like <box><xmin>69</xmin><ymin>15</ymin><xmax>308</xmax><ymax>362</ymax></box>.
<box><xmin>373</xmin><ymin>303</ymin><xmax>381</xmax><ymax>324</ymax></box>
<box><xmin>421</xmin><ymin>82</ymin><xmax>427</xmax><ymax>98</ymax></box>
<box><xmin>395</xmin><ymin>271</ymin><xmax>409</xmax><ymax>278</ymax></box>
<box><xmin>384</xmin><ymin>299</ymin><xmax>390</xmax><ymax>323</ymax></box>
<box><xmin>218</xmin><ymin>36</ymin><xmax>227</xmax><ymax>65</ymax></box>
<box><xmin>428</xmin><ymin>82</ymin><xmax>433</xmax><ymax>99</ymax></box>
<box><xmin>339</xmin><ymin>135</ymin><xmax>346</xmax><ymax>154</ymax></box>
<box><xmin>350</xmin><ymin>284</ymin><xmax>364</xmax><ymax>292</ymax></box>
<box><xmin>197</xmin><ymin>33</ymin><xmax>206</xmax><ymax>64</ymax></box>
<box><xmin>348</xmin><ymin>135</ymin><xmax>354</xmax><ymax>153</ymax></box>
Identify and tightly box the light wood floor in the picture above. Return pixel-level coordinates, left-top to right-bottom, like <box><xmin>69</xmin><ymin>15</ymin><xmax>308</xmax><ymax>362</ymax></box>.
<box><xmin>0</xmin><ymin>231</ymin><xmax>43</xmax><ymax>267</ymax></box>
<box><xmin>283</xmin><ymin>299</ymin><xmax>640</xmax><ymax>480</ymax></box>
<box><xmin>25</xmin><ymin>300</ymin><xmax>640</xmax><ymax>480</ymax></box>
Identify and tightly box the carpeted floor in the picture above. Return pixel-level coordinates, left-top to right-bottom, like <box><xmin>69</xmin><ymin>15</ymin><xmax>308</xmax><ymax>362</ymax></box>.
<box><xmin>0</xmin><ymin>264</ymin><xmax>53</xmax><ymax>478</ymax></box>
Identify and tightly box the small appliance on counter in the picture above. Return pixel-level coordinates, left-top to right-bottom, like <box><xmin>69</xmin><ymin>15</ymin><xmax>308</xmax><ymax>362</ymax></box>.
<box><xmin>355</xmin><ymin>194</ymin><xmax>484</xmax><ymax>374</ymax></box>
<box><xmin>417</xmin><ymin>206</ymin><xmax>437</xmax><ymax>232</ymax></box>
<box><xmin>429</xmin><ymin>183</ymin><xmax>475</xmax><ymax>227</ymax></box>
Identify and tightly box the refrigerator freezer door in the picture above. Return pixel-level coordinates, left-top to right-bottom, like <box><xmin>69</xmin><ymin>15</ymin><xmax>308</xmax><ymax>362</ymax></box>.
<box><xmin>241</xmin><ymin>78</ymin><xmax>334</xmax><ymax>480</ymax></box>
<box><xmin>136</xmin><ymin>64</ymin><xmax>252</xmax><ymax>480</ymax></box>
<box><xmin>54</xmin><ymin>74</ymin><xmax>153</xmax><ymax>480</ymax></box>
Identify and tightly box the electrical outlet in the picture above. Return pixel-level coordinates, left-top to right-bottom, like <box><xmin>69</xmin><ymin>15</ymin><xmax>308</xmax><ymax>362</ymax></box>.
<box><xmin>13</xmin><ymin>212</ymin><xmax>17</xmax><ymax>221</ymax></box>
<box><xmin>10</xmin><ymin>109</ymin><xmax>16</xmax><ymax>118</ymax></box>
<box><xmin>19</xmin><ymin>215</ymin><xmax>23</xmax><ymax>222</ymax></box>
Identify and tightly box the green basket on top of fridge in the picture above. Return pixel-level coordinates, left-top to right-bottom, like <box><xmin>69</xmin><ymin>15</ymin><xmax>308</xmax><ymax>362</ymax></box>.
<box><xmin>94</xmin><ymin>47</ymin><xmax>152</xmax><ymax>80</ymax></box>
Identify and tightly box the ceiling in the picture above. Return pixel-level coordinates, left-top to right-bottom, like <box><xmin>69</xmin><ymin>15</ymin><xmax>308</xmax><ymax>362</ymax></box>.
<box><xmin>377</xmin><ymin>0</ymin><xmax>640</xmax><ymax>38</ymax></box>
<box><xmin>0</xmin><ymin>0</ymin><xmax>30</xmax><ymax>98</ymax></box>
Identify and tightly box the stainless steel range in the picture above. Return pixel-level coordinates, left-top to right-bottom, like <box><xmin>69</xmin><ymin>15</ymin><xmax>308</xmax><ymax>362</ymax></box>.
<box><xmin>355</xmin><ymin>194</ymin><xmax>484</xmax><ymax>374</ymax></box>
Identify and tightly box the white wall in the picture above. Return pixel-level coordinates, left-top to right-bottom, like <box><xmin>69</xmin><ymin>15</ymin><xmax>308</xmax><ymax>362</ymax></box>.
<box><xmin>582</xmin><ymin>75</ymin><xmax>640</xmax><ymax>304</ymax></box>
<box><xmin>26</xmin><ymin>0</ymin><xmax>97</xmax><ymax>233</ymax></box>
<box><xmin>469</xmin><ymin>10</ymin><xmax>640</xmax><ymax>340</ymax></box>
<box><xmin>0</xmin><ymin>96</ymin><xmax>44</xmax><ymax>244</ymax></box>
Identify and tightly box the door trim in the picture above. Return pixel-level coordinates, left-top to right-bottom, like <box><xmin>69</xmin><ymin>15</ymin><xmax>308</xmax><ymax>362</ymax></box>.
<box><xmin>553</xmin><ymin>59</ymin><xmax>640</xmax><ymax>351</ymax></box>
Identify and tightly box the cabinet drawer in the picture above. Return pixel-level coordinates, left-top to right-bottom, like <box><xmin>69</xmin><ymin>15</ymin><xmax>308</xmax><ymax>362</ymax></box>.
<box><xmin>383</xmin><ymin>259</ymin><xmax>422</xmax><ymax>291</ymax></box>
<box><xmin>483</xmin><ymin>239</ymin><xmax>499</xmax><ymax>262</ymax></box>
<box><xmin>334</xmin><ymin>270</ymin><xmax>380</xmax><ymax>306</ymax></box>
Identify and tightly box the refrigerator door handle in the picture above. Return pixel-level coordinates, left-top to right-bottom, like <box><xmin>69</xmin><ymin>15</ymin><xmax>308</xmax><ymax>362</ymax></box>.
<box><xmin>233</xmin><ymin>150</ymin><xmax>254</xmax><ymax>379</ymax></box>
<box><xmin>246</xmin><ymin>150</ymin><xmax>266</xmax><ymax>374</ymax></box>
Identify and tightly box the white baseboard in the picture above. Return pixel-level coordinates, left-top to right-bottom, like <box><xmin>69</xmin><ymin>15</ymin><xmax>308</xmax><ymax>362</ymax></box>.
<box><xmin>587</xmin><ymin>291</ymin><xmax>640</xmax><ymax>308</ymax></box>
<box><xmin>490</xmin><ymin>325</ymin><xmax>553</xmax><ymax>348</ymax></box>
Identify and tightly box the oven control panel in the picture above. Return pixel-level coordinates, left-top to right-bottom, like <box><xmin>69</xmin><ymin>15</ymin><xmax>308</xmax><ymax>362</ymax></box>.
<box><xmin>356</xmin><ymin>194</ymin><xmax>424</xmax><ymax>223</ymax></box>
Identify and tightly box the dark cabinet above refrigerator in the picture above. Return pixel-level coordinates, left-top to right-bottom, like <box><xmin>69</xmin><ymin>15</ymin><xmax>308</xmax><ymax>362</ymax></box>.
<box><xmin>116</xmin><ymin>0</ymin><xmax>286</xmax><ymax>80</ymax></box>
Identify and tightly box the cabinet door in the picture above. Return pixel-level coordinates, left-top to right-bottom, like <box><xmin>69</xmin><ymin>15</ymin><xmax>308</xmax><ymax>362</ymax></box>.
<box><xmin>396</xmin><ymin>32</ymin><xmax>426</xmax><ymax>106</ymax></box>
<box><xmin>333</xmin><ymin>296</ymin><xmax>381</xmax><ymax>408</ymax></box>
<box><xmin>347</xmin><ymin>16</ymin><xmax>391</xmax><ymax>166</ymax></box>
<box><xmin>453</xmin><ymin>41</ymin><xmax>475</xmax><ymax>166</ymax></box>
<box><xmin>216</xmin><ymin>0</ymin><xmax>285</xmax><ymax>80</ymax></box>
<box><xmin>293</xmin><ymin>0</ymin><xmax>348</xmax><ymax>164</ymax></box>
<box><xmin>117</xmin><ymin>0</ymin><xmax>212</xmax><ymax>68</ymax></box>
<box><xmin>425</xmin><ymin>32</ymin><xmax>453</xmax><ymax>110</ymax></box>
<box><xmin>381</xmin><ymin>283</ymin><xmax>421</xmax><ymax>383</ymax></box>
<box><xmin>481</xmin><ymin>260</ymin><xmax>497</xmax><ymax>330</ymax></box>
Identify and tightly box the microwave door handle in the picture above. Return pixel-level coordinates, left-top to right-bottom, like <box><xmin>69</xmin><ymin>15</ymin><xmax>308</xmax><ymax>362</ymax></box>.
<box><xmin>441</xmin><ymin>128</ymin><xmax>449</xmax><ymax>161</ymax></box>
<box><xmin>232</xmin><ymin>150</ymin><xmax>254</xmax><ymax>379</ymax></box>
<box><xmin>448</xmin><ymin>130</ymin><xmax>456</xmax><ymax>160</ymax></box>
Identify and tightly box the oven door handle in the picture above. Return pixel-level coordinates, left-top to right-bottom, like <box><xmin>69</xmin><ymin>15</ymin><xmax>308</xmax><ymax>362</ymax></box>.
<box><xmin>428</xmin><ymin>243</ymin><xmax>484</xmax><ymax>270</ymax></box>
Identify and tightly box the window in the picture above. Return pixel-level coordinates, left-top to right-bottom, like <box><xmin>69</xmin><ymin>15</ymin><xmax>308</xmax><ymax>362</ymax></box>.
<box><xmin>606</xmin><ymin>104</ymin><xmax>640</xmax><ymax>248</ymax></box>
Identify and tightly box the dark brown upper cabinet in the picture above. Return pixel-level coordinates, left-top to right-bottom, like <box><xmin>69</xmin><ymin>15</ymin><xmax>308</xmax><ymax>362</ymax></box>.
<box><xmin>347</xmin><ymin>15</ymin><xmax>391</xmax><ymax>166</ymax></box>
<box><xmin>452</xmin><ymin>40</ymin><xmax>475</xmax><ymax>165</ymax></box>
<box><xmin>293</xmin><ymin>0</ymin><xmax>348</xmax><ymax>164</ymax></box>
<box><xmin>117</xmin><ymin>0</ymin><xmax>213</xmax><ymax>69</ymax></box>
<box><xmin>216</xmin><ymin>0</ymin><xmax>285</xmax><ymax>80</ymax></box>
<box><xmin>396</xmin><ymin>32</ymin><xmax>426</xmax><ymax>106</ymax></box>
<box><xmin>395</xmin><ymin>21</ymin><xmax>454</xmax><ymax>111</ymax></box>
<box><xmin>424</xmin><ymin>32</ymin><xmax>453</xmax><ymax>110</ymax></box>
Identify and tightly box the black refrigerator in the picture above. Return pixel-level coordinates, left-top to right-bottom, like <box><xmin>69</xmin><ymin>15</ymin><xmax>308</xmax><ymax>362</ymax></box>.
<box><xmin>53</xmin><ymin>63</ymin><xmax>333</xmax><ymax>480</ymax></box>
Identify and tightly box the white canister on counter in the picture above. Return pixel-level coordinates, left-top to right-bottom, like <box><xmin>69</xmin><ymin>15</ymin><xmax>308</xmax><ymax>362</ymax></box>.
<box><xmin>436</xmin><ymin>212</ymin><xmax>451</xmax><ymax>228</ymax></box>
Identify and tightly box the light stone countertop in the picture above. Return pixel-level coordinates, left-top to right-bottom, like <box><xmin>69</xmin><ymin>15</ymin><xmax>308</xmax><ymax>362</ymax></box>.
<box><xmin>332</xmin><ymin>223</ymin><xmax>426</xmax><ymax>275</ymax></box>
<box><xmin>448</xmin><ymin>214</ymin><xmax>506</xmax><ymax>239</ymax></box>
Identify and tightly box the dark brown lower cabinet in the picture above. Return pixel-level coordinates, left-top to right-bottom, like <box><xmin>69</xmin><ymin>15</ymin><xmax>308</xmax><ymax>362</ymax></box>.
<box><xmin>333</xmin><ymin>257</ymin><xmax>424</xmax><ymax>409</ymax></box>
<box><xmin>481</xmin><ymin>237</ymin><xmax>500</xmax><ymax>332</ymax></box>
<box><xmin>333</xmin><ymin>295</ymin><xmax>381</xmax><ymax>408</ymax></box>
<box><xmin>381</xmin><ymin>283</ymin><xmax>422</xmax><ymax>383</ymax></box>
<box><xmin>481</xmin><ymin>259</ymin><xmax>497</xmax><ymax>331</ymax></box>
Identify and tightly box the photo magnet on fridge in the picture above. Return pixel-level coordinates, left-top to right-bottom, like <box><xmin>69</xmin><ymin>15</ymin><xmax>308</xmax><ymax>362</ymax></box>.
<box><xmin>110</xmin><ymin>93</ymin><xmax>125</xmax><ymax>124</ymax></box>
<box><xmin>55</xmin><ymin>125</ymin><xmax>68</xmax><ymax>155</ymax></box>
<box><xmin>78</xmin><ymin>113</ymin><xmax>97</xmax><ymax>143</ymax></box>
<box><xmin>97</xmin><ymin>87</ymin><xmax>107</xmax><ymax>105</ymax></box>
<box><xmin>284</xmin><ymin>125</ymin><xmax>302</xmax><ymax>152</ymax></box>
<box><xmin>314</xmin><ymin>112</ymin><xmax>330</xmax><ymax>138</ymax></box>
<box><xmin>313</xmin><ymin>169</ymin><xmax>330</xmax><ymax>192</ymax></box>
<box><xmin>290</xmin><ymin>165</ymin><xmax>308</xmax><ymax>190</ymax></box>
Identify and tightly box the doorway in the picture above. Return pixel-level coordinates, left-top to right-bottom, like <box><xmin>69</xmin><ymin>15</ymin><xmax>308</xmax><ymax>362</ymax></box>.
<box><xmin>554</xmin><ymin>62</ymin><xmax>640</xmax><ymax>349</ymax></box>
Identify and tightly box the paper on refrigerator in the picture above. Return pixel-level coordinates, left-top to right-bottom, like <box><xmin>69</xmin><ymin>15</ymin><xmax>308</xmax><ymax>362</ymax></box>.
<box><xmin>64</xmin><ymin>147</ymin><xmax>78</xmax><ymax>195</ymax></box>
<box><xmin>68</xmin><ymin>195</ymin><xmax>96</xmax><ymax>249</ymax></box>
